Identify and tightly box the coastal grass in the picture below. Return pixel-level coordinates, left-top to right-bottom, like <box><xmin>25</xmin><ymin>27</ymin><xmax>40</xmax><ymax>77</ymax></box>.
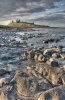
<box><xmin>8</xmin><ymin>22</ymin><xmax>50</xmax><ymax>28</ymax></box>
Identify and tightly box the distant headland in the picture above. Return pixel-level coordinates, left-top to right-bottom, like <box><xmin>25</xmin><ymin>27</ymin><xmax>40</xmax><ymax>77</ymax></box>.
<box><xmin>0</xmin><ymin>19</ymin><xmax>64</xmax><ymax>30</ymax></box>
<box><xmin>8</xmin><ymin>19</ymin><xmax>50</xmax><ymax>28</ymax></box>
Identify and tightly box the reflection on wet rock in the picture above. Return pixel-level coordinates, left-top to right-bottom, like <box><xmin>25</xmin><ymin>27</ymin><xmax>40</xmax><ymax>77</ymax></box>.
<box><xmin>0</xmin><ymin>29</ymin><xmax>65</xmax><ymax>99</ymax></box>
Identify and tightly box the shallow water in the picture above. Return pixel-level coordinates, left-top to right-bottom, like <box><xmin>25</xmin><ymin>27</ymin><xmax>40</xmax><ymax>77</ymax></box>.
<box><xmin>0</xmin><ymin>28</ymin><xmax>65</xmax><ymax>68</ymax></box>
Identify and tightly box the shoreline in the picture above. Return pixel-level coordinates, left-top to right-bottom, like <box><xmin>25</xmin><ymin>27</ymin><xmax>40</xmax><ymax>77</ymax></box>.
<box><xmin>0</xmin><ymin>28</ymin><xmax>65</xmax><ymax>99</ymax></box>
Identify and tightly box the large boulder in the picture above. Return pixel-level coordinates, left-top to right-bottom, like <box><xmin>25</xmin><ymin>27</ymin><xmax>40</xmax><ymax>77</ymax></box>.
<box><xmin>51</xmin><ymin>61</ymin><xmax>59</xmax><ymax>67</ymax></box>
<box><xmin>11</xmin><ymin>71</ymin><xmax>38</xmax><ymax>97</ymax></box>
<box><xmin>37</xmin><ymin>85</ymin><xmax>65</xmax><ymax>100</ymax></box>
<box><xmin>46</xmin><ymin>59</ymin><xmax>59</xmax><ymax>67</ymax></box>
<box><xmin>11</xmin><ymin>69</ymin><xmax>53</xmax><ymax>99</ymax></box>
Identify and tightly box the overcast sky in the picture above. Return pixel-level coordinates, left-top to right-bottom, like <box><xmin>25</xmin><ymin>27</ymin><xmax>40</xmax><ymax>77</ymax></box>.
<box><xmin>0</xmin><ymin>0</ymin><xmax>65</xmax><ymax>26</ymax></box>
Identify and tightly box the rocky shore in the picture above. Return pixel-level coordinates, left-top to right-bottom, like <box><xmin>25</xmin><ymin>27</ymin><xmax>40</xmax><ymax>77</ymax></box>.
<box><xmin>0</xmin><ymin>28</ymin><xmax>65</xmax><ymax>100</ymax></box>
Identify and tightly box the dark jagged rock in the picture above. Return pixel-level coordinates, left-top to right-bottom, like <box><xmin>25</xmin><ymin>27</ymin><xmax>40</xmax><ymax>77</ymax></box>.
<box><xmin>51</xmin><ymin>61</ymin><xmax>59</xmax><ymax>67</ymax></box>
<box><xmin>0</xmin><ymin>69</ymin><xmax>10</xmax><ymax>76</ymax></box>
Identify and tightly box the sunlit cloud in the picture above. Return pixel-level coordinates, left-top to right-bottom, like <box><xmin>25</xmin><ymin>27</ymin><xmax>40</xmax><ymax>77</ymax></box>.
<box><xmin>0</xmin><ymin>0</ymin><xmax>65</xmax><ymax>26</ymax></box>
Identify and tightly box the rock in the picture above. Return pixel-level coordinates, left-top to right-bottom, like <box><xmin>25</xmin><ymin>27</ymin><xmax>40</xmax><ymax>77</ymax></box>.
<box><xmin>34</xmin><ymin>63</ymin><xmax>50</xmax><ymax>78</ymax></box>
<box><xmin>46</xmin><ymin>59</ymin><xmax>59</xmax><ymax>67</ymax></box>
<box><xmin>34</xmin><ymin>54</ymin><xmax>45</xmax><ymax>62</ymax></box>
<box><xmin>51</xmin><ymin>61</ymin><xmax>59</xmax><ymax>67</ymax></box>
<box><xmin>34</xmin><ymin>54</ymin><xmax>39</xmax><ymax>61</ymax></box>
<box><xmin>35</xmin><ymin>63</ymin><xmax>61</xmax><ymax>85</ymax></box>
<box><xmin>11</xmin><ymin>71</ymin><xmax>38</xmax><ymax>97</ymax></box>
<box><xmin>63</xmin><ymin>65</ymin><xmax>65</xmax><ymax>69</ymax></box>
<box><xmin>0</xmin><ymin>43</ymin><xmax>5</xmax><ymax>48</ymax></box>
<box><xmin>0</xmin><ymin>85</ymin><xmax>12</xmax><ymax>100</ymax></box>
<box><xmin>25</xmin><ymin>66</ymin><xmax>38</xmax><ymax>77</ymax></box>
<box><xmin>37</xmin><ymin>54</ymin><xmax>43</xmax><ymax>62</ymax></box>
<box><xmin>48</xmin><ymin>67</ymin><xmax>65</xmax><ymax>85</ymax></box>
<box><xmin>60</xmin><ymin>74</ymin><xmax>65</xmax><ymax>85</ymax></box>
<box><xmin>46</xmin><ymin>58</ymin><xmax>54</xmax><ymax>66</ymax></box>
<box><xmin>38</xmin><ymin>79</ymin><xmax>52</xmax><ymax>91</ymax></box>
<box><xmin>26</xmin><ymin>63</ymin><xmax>63</xmax><ymax>86</ymax></box>
<box><xmin>46</xmin><ymin>60</ymin><xmax>52</xmax><ymax>66</ymax></box>
<box><xmin>35</xmin><ymin>64</ymin><xmax>43</xmax><ymax>75</ymax></box>
<box><xmin>44</xmin><ymin>47</ymin><xmax>61</xmax><ymax>56</ymax></box>
<box><xmin>44</xmin><ymin>49</ymin><xmax>52</xmax><ymax>56</ymax></box>
<box><xmin>37</xmin><ymin>66</ymin><xmax>43</xmax><ymax>75</ymax></box>
<box><xmin>49</xmin><ymin>71</ymin><xmax>59</xmax><ymax>85</ymax></box>
<box><xmin>28</xmin><ymin>50</ymin><xmax>35</xmax><ymax>59</ymax></box>
<box><xmin>52</xmin><ymin>53</ymin><xmax>57</xmax><ymax>58</ymax></box>
<box><xmin>0</xmin><ymin>91</ymin><xmax>8</xmax><ymax>100</ymax></box>
<box><xmin>12</xmin><ymin>75</ymin><xmax>29</xmax><ymax>97</ymax></box>
<box><xmin>44</xmin><ymin>38</ymin><xmax>56</xmax><ymax>44</ymax></box>
<box><xmin>11</xmin><ymin>69</ymin><xmax>54</xmax><ymax>99</ymax></box>
<box><xmin>62</xmin><ymin>48</ymin><xmax>65</xmax><ymax>52</ymax></box>
<box><xmin>0</xmin><ymin>69</ymin><xmax>10</xmax><ymax>76</ymax></box>
<box><xmin>24</xmin><ymin>51</ymin><xmax>28</xmax><ymax>59</ymax></box>
<box><xmin>37</xmin><ymin>85</ymin><xmax>65</xmax><ymax>100</ymax></box>
<box><xmin>52</xmin><ymin>46</ymin><xmax>62</xmax><ymax>52</ymax></box>
<box><xmin>60</xmin><ymin>53</ymin><xmax>65</xmax><ymax>59</ymax></box>
<box><xmin>0</xmin><ymin>77</ymin><xmax>11</xmax><ymax>87</ymax></box>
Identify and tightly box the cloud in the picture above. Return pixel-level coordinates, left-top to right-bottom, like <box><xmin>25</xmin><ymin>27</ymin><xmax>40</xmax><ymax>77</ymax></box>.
<box><xmin>34</xmin><ymin>12</ymin><xmax>65</xmax><ymax>24</ymax></box>
<box><xmin>0</xmin><ymin>0</ymin><xmax>60</xmax><ymax>16</ymax></box>
<box><xmin>0</xmin><ymin>0</ymin><xmax>64</xmax><ymax>25</ymax></box>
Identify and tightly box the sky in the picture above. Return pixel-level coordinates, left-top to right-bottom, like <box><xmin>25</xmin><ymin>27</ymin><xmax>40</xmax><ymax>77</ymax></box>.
<box><xmin>0</xmin><ymin>0</ymin><xmax>65</xmax><ymax>27</ymax></box>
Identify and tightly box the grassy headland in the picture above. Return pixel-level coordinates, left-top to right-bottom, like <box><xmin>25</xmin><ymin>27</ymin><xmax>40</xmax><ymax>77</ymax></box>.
<box><xmin>8</xmin><ymin>21</ymin><xmax>50</xmax><ymax>28</ymax></box>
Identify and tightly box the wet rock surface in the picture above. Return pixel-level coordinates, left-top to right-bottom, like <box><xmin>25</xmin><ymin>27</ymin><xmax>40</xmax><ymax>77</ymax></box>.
<box><xmin>0</xmin><ymin>28</ymin><xmax>65</xmax><ymax>99</ymax></box>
